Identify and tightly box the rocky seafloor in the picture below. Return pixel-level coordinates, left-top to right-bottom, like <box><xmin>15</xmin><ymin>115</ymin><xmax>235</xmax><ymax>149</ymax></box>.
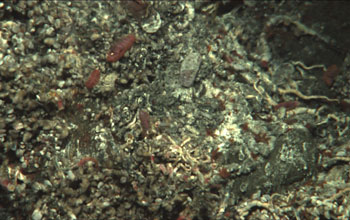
<box><xmin>1</xmin><ymin>1</ymin><xmax>350</xmax><ymax>219</ymax></box>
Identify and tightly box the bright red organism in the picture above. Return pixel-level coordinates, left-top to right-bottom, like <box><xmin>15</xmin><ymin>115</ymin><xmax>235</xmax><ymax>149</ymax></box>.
<box><xmin>219</xmin><ymin>168</ymin><xmax>230</xmax><ymax>179</ymax></box>
<box><xmin>323</xmin><ymin>64</ymin><xmax>339</xmax><ymax>87</ymax></box>
<box><xmin>57</xmin><ymin>99</ymin><xmax>64</xmax><ymax>111</ymax></box>
<box><xmin>122</xmin><ymin>0</ymin><xmax>148</xmax><ymax>18</ymax></box>
<box><xmin>106</xmin><ymin>34</ymin><xmax>136</xmax><ymax>62</ymax></box>
<box><xmin>260</xmin><ymin>60</ymin><xmax>269</xmax><ymax>70</ymax></box>
<box><xmin>77</xmin><ymin>157</ymin><xmax>99</xmax><ymax>168</ymax></box>
<box><xmin>222</xmin><ymin>53</ymin><xmax>233</xmax><ymax>63</ymax></box>
<box><xmin>139</xmin><ymin>109</ymin><xmax>150</xmax><ymax>137</ymax></box>
<box><xmin>0</xmin><ymin>178</ymin><xmax>11</xmax><ymax>191</ymax></box>
<box><xmin>85</xmin><ymin>69</ymin><xmax>100</xmax><ymax>89</ymax></box>
<box><xmin>253</xmin><ymin>132</ymin><xmax>270</xmax><ymax>144</ymax></box>
<box><xmin>177</xmin><ymin>216</ymin><xmax>191</xmax><ymax>220</ymax></box>
<box><xmin>274</xmin><ymin>101</ymin><xmax>299</xmax><ymax>111</ymax></box>
<box><xmin>211</xmin><ymin>148</ymin><xmax>222</xmax><ymax>161</ymax></box>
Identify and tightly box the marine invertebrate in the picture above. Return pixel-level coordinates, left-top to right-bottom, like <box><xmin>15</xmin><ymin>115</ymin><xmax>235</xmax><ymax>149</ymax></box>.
<box><xmin>252</xmin><ymin>131</ymin><xmax>270</xmax><ymax>144</ymax></box>
<box><xmin>274</xmin><ymin>101</ymin><xmax>299</xmax><ymax>111</ymax></box>
<box><xmin>106</xmin><ymin>34</ymin><xmax>136</xmax><ymax>62</ymax></box>
<box><xmin>139</xmin><ymin>109</ymin><xmax>150</xmax><ymax>137</ymax></box>
<box><xmin>218</xmin><ymin>168</ymin><xmax>230</xmax><ymax>179</ymax></box>
<box><xmin>122</xmin><ymin>0</ymin><xmax>149</xmax><ymax>19</ymax></box>
<box><xmin>77</xmin><ymin>157</ymin><xmax>99</xmax><ymax>168</ymax></box>
<box><xmin>85</xmin><ymin>69</ymin><xmax>100</xmax><ymax>89</ymax></box>
<box><xmin>322</xmin><ymin>64</ymin><xmax>339</xmax><ymax>87</ymax></box>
